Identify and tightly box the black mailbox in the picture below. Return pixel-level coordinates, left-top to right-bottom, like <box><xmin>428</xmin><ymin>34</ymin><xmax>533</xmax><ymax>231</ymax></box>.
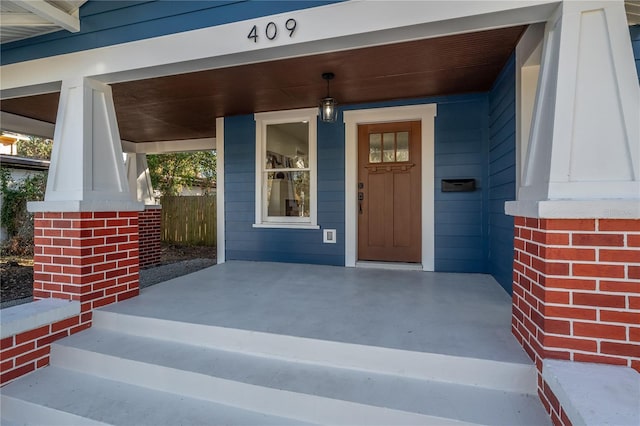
<box><xmin>441</xmin><ymin>178</ymin><xmax>476</xmax><ymax>192</ymax></box>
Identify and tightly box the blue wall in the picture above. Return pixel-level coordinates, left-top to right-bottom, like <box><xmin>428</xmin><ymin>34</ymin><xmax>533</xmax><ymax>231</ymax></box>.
<box><xmin>632</xmin><ymin>25</ymin><xmax>640</xmax><ymax>81</ymax></box>
<box><xmin>224</xmin><ymin>115</ymin><xmax>345</xmax><ymax>266</ymax></box>
<box><xmin>488</xmin><ymin>56</ymin><xmax>517</xmax><ymax>293</ymax></box>
<box><xmin>1</xmin><ymin>0</ymin><xmax>342</xmax><ymax>65</ymax></box>
<box><xmin>225</xmin><ymin>94</ymin><xmax>492</xmax><ymax>272</ymax></box>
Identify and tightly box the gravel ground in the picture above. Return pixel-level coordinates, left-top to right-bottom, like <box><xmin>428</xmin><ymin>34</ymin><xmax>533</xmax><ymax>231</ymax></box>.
<box><xmin>1</xmin><ymin>245</ymin><xmax>216</xmax><ymax>309</ymax></box>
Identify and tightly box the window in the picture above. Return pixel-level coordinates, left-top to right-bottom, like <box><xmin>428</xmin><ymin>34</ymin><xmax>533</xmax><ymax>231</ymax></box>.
<box><xmin>254</xmin><ymin>108</ymin><xmax>318</xmax><ymax>228</ymax></box>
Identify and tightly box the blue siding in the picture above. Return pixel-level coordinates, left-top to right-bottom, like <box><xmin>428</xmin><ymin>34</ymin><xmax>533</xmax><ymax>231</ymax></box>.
<box><xmin>224</xmin><ymin>115</ymin><xmax>345</xmax><ymax>266</ymax></box>
<box><xmin>632</xmin><ymin>25</ymin><xmax>640</xmax><ymax>81</ymax></box>
<box><xmin>1</xmin><ymin>0</ymin><xmax>343</xmax><ymax>65</ymax></box>
<box><xmin>488</xmin><ymin>55</ymin><xmax>516</xmax><ymax>293</ymax></box>
<box><xmin>225</xmin><ymin>94</ymin><xmax>490</xmax><ymax>273</ymax></box>
<box><xmin>434</xmin><ymin>96</ymin><xmax>489</xmax><ymax>273</ymax></box>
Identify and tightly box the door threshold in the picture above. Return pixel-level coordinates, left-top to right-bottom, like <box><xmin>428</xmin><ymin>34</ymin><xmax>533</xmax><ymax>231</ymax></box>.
<box><xmin>355</xmin><ymin>261</ymin><xmax>423</xmax><ymax>271</ymax></box>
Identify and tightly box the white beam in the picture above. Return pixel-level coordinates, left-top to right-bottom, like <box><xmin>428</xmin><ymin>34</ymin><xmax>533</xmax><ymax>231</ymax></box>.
<box><xmin>0</xmin><ymin>111</ymin><xmax>55</xmax><ymax>139</ymax></box>
<box><xmin>0</xmin><ymin>13</ymin><xmax>56</xmax><ymax>26</ymax></box>
<box><xmin>121</xmin><ymin>138</ymin><xmax>215</xmax><ymax>154</ymax></box>
<box><xmin>1</xmin><ymin>0</ymin><xmax>559</xmax><ymax>97</ymax></box>
<box><xmin>11</xmin><ymin>0</ymin><xmax>80</xmax><ymax>33</ymax></box>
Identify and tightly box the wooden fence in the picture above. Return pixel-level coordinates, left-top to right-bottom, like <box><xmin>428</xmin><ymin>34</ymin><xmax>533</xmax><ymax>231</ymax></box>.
<box><xmin>160</xmin><ymin>195</ymin><xmax>216</xmax><ymax>246</ymax></box>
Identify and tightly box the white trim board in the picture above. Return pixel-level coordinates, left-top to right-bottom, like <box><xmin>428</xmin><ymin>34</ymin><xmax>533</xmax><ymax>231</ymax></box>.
<box><xmin>1</xmin><ymin>1</ymin><xmax>559</xmax><ymax>97</ymax></box>
<box><xmin>343</xmin><ymin>104</ymin><xmax>437</xmax><ymax>271</ymax></box>
<box><xmin>216</xmin><ymin>117</ymin><xmax>225</xmax><ymax>264</ymax></box>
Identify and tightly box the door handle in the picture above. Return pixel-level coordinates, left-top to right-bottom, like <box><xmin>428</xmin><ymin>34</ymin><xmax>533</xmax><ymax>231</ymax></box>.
<box><xmin>358</xmin><ymin>192</ymin><xmax>364</xmax><ymax>214</ymax></box>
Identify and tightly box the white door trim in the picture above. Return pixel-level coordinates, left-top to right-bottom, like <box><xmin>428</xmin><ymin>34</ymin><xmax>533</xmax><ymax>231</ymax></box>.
<box><xmin>343</xmin><ymin>104</ymin><xmax>437</xmax><ymax>271</ymax></box>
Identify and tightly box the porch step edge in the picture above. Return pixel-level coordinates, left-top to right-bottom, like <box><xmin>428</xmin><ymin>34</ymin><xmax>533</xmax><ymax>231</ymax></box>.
<box><xmin>0</xmin><ymin>395</ymin><xmax>110</xmax><ymax>426</ymax></box>
<box><xmin>50</xmin><ymin>341</ymin><xmax>473</xmax><ymax>426</ymax></box>
<box><xmin>92</xmin><ymin>310</ymin><xmax>537</xmax><ymax>394</ymax></box>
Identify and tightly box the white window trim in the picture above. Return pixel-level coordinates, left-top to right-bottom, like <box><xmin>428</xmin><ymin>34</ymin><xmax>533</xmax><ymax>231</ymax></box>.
<box><xmin>254</xmin><ymin>108</ymin><xmax>319</xmax><ymax>229</ymax></box>
<box><xmin>343</xmin><ymin>104</ymin><xmax>437</xmax><ymax>271</ymax></box>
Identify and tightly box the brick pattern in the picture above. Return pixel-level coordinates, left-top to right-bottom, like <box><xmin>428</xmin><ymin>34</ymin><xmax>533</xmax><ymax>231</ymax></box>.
<box><xmin>512</xmin><ymin>217</ymin><xmax>640</xmax><ymax>373</ymax></box>
<box><xmin>0</xmin><ymin>314</ymin><xmax>87</xmax><ymax>386</ymax></box>
<box><xmin>1</xmin><ymin>211</ymin><xmax>141</xmax><ymax>385</ymax></box>
<box><xmin>33</xmin><ymin>211</ymin><xmax>140</xmax><ymax>310</ymax></box>
<box><xmin>538</xmin><ymin>375</ymin><xmax>573</xmax><ymax>426</ymax></box>
<box><xmin>138</xmin><ymin>207</ymin><xmax>161</xmax><ymax>268</ymax></box>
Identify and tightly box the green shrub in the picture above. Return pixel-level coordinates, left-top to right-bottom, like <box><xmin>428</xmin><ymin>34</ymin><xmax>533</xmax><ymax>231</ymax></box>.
<box><xmin>0</xmin><ymin>168</ymin><xmax>46</xmax><ymax>256</ymax></box>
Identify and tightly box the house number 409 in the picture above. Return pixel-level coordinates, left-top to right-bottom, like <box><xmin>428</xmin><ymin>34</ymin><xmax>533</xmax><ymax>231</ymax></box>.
<box><xmin>248</xmin><ymin>19</ymin><xmax>297</xmax><ymax>43</ymax></box>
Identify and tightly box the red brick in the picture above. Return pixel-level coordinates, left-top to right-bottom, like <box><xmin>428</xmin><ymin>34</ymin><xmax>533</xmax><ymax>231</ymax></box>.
<box><xmin>70</xmin><ymin>322</ymin><xmax>92</xmax><ymax>334</ymax></box>
<box><xmin>1</xmin><ymin>342</ymin><xmax>35</xmax><ymax>360</ymax></box>
<box><xmin>52</xmin><ymin>220</ymin><xmax>72</xmax><ymax>228</ymax></box>
<box><xmin>546</xmin><ymin>233</ymin><xmax>571</xmax><ymax>246</ymax></box>
<box><xmin>15</xmin><ymin>325</ymin><xmax>50</xmax><ymax>345</ymax></box>
<box><xmin>106</xmin><ymin>268</ymin><xmax>128</xmax><ymax>279</ymax></box>
<box><xmin>106</xmin><ymin>252</ymin><xmax>128</xmax><ymax>262</ymax></box>
<box><xmin>44</xmin><ymin>212</ymin><xmax>62</xmax><ymax>219</ymax></box>
<box><xmin>600</xmin><ymin>280</ymin><xmax>640</xmax><ymax>293</ymax></box>
<box><xmin>544</xmin><ymin>348</ymin><xmax>572</xmax><ymax>361</ymax></box>
<box><xmin>63</xmin><ymin>247</ymin><xmax>93</xmax><ymax>257</ymax></box>
<box><xmin>65</xmin><ymin>229</ymin><xmax>94</xmax><ymax>238</ymax></box>
<box><xmin>43</xmin><ymin>228</ymin><xmax>62</xmax><ymax>237</ymax></box>
<box><xmin>119</xmin><ymin>211</ymin><xmax>139</xmax><ymax>218</ymax></box>
<box><xmin>93</xmin><ymin>261</ymin><xmax>117</xmax><ymax>273</ymax></box>
<box><xmin>105</xmin><ymin>284</ymin><xmax>128</xmax><ymax>296</ymax></box>
<box><xmin>633</xmin><ymin>360</ymin><xmax>640</xmax><ymax>373</ymax></box>
<box><xmin>629</xmin><ymin>235</ymin><xmax>640</xmax><ymax>247</ymax></box>
<box><xmin>1</xmin><ymin>359</ymin><xmax>13</xmax><ymax>372</ymax></box>
<box><xmin>15</xmin><ymin>346</ymin><xmax>49</xmax><ymax>367</ymax></box>
<box><xmin>599</xmin><ymin>219</ymin><xmax>640</xmax><ymax>232</ymax></box>
<box><xmin>93</xmin><ymin>212</ymin><xmax>118</xmax><ymax>219</ymax></box>
<box><xmin>573</xmin><ymin>322</ymin><xmax>627</xmax><ymax>340</ymax></box>
<box><xmin>42</xmin><ymin>264</ymin><xmax>62</xmax><ymax>274</ymax></box>
<box><xmin>93</xmin><ymin>228</ymin><xmax>118</xmax><ymax>237</ymax></box>
<box><xmin>73</xmin><ymin>272</ymin><xmax>105</xmax><ymax>285</ymax></box>
<box><xmin>52</xmin><ymin>238</ymin><xmax>73</xmax><ymax>247</ymax></box>
<box><xmin>573</xmin><ymin>293</ymin><xmax>626</xmax><ymax>309</ymax></box>
<box><xmin>631</xmin><ymin>296</ymin><xmax>640</xmax><ymax>309</ymax></box>
<box><xmin>573</xmin><ymin>353</ymin><xmax>628</xmax><ymax>366</ymax></box>
<box><xmin>92</xmin><ymin>295</ymin><xmax>116</xmax><ymax>309</ymax></box>
<box><xmin>560</xmin><ymin>407</ymin><xmax>573</xmax><ymax>426</ymax></box>
<box><xmin>92</xmin><ymin>279</ymin><xmax>117</xmax><ymax>291</ymax></box>
<box><xmin>118</xmin><ymin>226</ymin><xmax>138</xmax><ymax>235</ymax></box>
<box><xmin>545</xmin><ymin>277</ymin><xmax>596</xmax><ymax>290</ymax></box>
<box><xmin>544</xmin><ymin>319</ymin><xmax>571</xmax><ymax>335</ymax></box>
<box><xmin>42</xmin><ymin>283</ymin><xmax>62</xmax><ymax>292</ymax></box>
<box><xmin>93</xmin><ymin>244</ymin><xmax>118</xmax><ymax>255</ymax></box>
<box><xmin>543</xmin><ymin>219</ymin><xmax>596</xmax><ymax>231</ymax></box>
<box><xmin>106</xmin><ymin>235</ymin><xmax>128</xmax><ymax>244</ymax></box>
<box><xmin>1</xmin><ymin>362</ymin><xmax>35</xmax><ymax>385</ymax></box>
<box><xmin>600</xmin><ymin>310</ymin><xmax>640</xmax><ymax>324</ymax></box>
<box><xmin>515</xmin><ymin>217</ymin><xmax>526</xmax><ymax>227</ymax></box>
<box><xmin>0</xmin><ymin>336</ymin><xmax>13</xmax><ymax>351</ymax></box>
<box><xmin>546</xmin><ymin>262</ymin><xmax>570</xmax><ymax>276</ymax></box>
<box><xmin>36</xmin><ymin>330</ymin><xmax>68</xmax><ymax>347</ymax></box>
<box><xmin>37</xmin><ymin>357</ymin><xmax>49</xmax><ymax>368</ymax></box>
<box><xmin>545</xmin><ymin>248</ymin><xmax>596</xmax><ymax>261</ymax></box>
<box><xmin>51</xmin><ymin>316</ymin><xmax>80</xmax><ymax>333</ymax></box>
<box><xmin>601</xmin><ymin>341</ymin><xmax>640</xmax><ymax>357</ymax></box>
<box><xmin>573</xmin><ymin>234</ymin><xmax>624</xmax><ymax>247</ymax></box>
<box><xmin>573</xmin><ymin>263</ymin><xmax>625</xmax><ymax>279</ymax></box>
<box><xmin>78</xmin><ymin>219</ymin><xmax>106</xmax><ymax>228</ymax></box>
<box><xmin>600</xmin><ymin>249</ymin><xmax>640</xmax><ymax>263</ymax></box>
<box><xmin>106</xmin><ymin>219</ymin><xmax>128</xmax><ymax>227</ymax></box>
<box><xmin>73</xmin><ymin>237</ymin><xmax>105</xmax><ymax>247</ymax></box>
<box><xmin>43</xmin><ymin>246</ymin><xmax>62</xmax><ymax>255</ymax></box>
<box><xmin>542</xmin><ymin>379</ymin><xmax>561</xmax><ymax>413</ymax></box>
<box><xmin>546</xmin><ymin>290</ymin><xmax>570</xmax><ymax>304</ymax></box>
<box><xmin>546</xmin><ymin>306</ymin><xmax>596</xmax><ymax>320</ymax></box>
<box><xmin>629</xmin><ymin>266</ymin><xmax>640</xmax><ymax>280</ymax></box>
<box><xmin>630</xmin><ymin>328</ymin><xmax>640</xmax><ymax>342</ymax></box>
<box><xmin>545</xmin><ymin>336</ymin><xmax>597</xmax><ymax>352</ymax></box>
<box><xmin>118</xmin><ymin>258</ymin><xmax>138</xmax><ymax>268</ymax></box>
<box><xmin>34</xmin><ymin>219</ymin><xmax>52</xmax><ymax>228</ymax></box>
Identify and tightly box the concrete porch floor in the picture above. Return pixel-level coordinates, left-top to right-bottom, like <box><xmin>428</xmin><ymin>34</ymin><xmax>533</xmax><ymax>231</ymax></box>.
<box><xmin>103</xmin><ymin>261</ymin><xmax>530</xmax><ymax>366</ymax></box>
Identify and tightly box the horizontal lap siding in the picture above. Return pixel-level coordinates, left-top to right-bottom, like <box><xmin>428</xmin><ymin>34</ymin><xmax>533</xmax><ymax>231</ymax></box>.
<box><xmin>1</xmin><ymin>0</ymin><xmax>343</xmax><ymax>65</ymax></box>
<box><xmin>488</xmin><ymin>55</ymin><xmax>517</xmax><ymax>293</ymax></box>
<box><xmin>434</xmin><ymin>96</ymin><xmax>489</xmax><ymax>273</ymax></box>
<box><xmin>224</xmin><ymin>115</ymin><xmax>345</xmax><ymax>266</ymax></box>
<box><xmin>632</xmin><ymin>25</ymin><xmax>640</xmax><ymax>81</ymax></box>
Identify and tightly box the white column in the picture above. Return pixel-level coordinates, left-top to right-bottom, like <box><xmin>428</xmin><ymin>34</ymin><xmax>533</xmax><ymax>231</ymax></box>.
<box><xmin>507</xmin><ymin>0</ymin><xmax>640</xmax><ymax>219</ymax></box>
<box><xmin>29</xmin><ymin>77</ymin><xmax>142</xmax><ymax>212</ymax></box>
<box><xmin>125</xmin><ymin>153</ymin><xmax>156</xmax><ymax>205</ymax></box>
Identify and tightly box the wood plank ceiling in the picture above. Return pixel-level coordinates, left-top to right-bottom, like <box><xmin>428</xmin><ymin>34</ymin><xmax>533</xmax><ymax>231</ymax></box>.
<box><xmin>1</xmin><ymin>26</ymin><xmax>526</xmax><ymax>143</ymax></box>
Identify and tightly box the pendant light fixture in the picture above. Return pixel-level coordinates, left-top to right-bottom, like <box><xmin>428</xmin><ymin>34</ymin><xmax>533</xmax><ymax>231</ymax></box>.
<box><xmin>319</xmin><ymin>72</ymin><xmax>337</xmax><ymax>123</ymax></box>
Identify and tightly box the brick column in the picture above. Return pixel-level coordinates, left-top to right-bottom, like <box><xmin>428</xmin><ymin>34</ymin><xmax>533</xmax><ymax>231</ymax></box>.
<box><xmin>138</xmin><ymin>205</ymin><xmax>162</xmax><ymax>268</ymax></box>
<box><xmin>33</xmin><ymin>211</ymin><xmax>140</xmax><ymax>321</ymax></box>
<box><xmin>512</xmin><ymin>217</ymin><xmax>640</xmax><ymax>373</ymax></box>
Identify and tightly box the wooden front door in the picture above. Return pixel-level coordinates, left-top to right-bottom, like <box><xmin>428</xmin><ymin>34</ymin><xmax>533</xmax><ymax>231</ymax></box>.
<box><xmin>358</xmin><ymin>121</ymin><xmax>421</xmax><ymax>263</ymax></box>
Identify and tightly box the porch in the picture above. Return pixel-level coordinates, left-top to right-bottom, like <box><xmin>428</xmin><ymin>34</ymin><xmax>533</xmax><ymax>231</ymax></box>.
<box><xmin>1</xmin><ymin>262</ymin><xmax>550</xmax><ymax>425</ymax></box>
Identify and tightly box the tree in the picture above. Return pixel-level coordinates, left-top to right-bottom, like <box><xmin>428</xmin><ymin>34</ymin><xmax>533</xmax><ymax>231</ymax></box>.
<box><xmin>16</xmin><ymin>136</ymin><xmax>53</xmax><ymax>160</ymax></box>
<box><xmin>147</xmin><ymin>151</ymin><xmax>216</xmax><ymax>196</ymax></box>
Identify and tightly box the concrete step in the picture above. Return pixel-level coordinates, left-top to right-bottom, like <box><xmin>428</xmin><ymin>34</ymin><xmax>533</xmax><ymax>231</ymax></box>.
<box><xmin>43</xmin><ymin>327</ymin><xmax>549</xmax><ymax>426</ymax></box>
<box><xmin>1</xmin><ymin>307</ymin><xmax>550</xmax><ymax>426</ymax></box>
<box><xmin>92</xmin><ymin>309</ymin><xmax>538</xmax><ymax>395</ymax></box>
<box><xmin>0</xmin><ymin>367</ymin><xmax>307</xmax><ymax>426</ymax></box>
